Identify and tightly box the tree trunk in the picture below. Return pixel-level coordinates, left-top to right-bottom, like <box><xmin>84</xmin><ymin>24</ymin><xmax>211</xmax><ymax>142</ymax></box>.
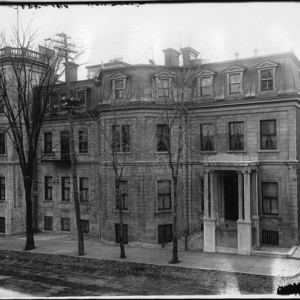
<box><xmin>69</xmin><ymin>111</ymin><xmax>84</xmax><ymax>256</ymax></box>
<box><xmin>24</xmin><ymin>175</ymin><xmax>35</xmax><ymax>251</ymax></box>
<box><xmin>119</xmin><ymin>209</ymin><xmax>126</xmax><ymax>259</ymax></box>
<box><xmin>171</xmin><ymin>177</ymin><xmax>179</xmax><ymax>264</ymax></box>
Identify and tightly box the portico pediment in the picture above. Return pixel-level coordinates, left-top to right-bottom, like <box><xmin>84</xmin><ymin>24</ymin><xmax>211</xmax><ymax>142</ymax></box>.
<box><xmin>224</xmin><ymin>66</ymin><xmax>245</xmax><ymax>73</ymax></box>
<box><xmin>255</xmin><ymin>61</ymin><xmax>278</xmax><ymax>70</ymax></box>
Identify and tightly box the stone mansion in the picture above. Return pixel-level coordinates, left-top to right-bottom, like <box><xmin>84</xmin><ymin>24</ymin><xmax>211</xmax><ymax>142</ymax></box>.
<box><xmin>1</xmin><ymin>46</ymin><xmax>300</xmax><ymax>255</ymax></box>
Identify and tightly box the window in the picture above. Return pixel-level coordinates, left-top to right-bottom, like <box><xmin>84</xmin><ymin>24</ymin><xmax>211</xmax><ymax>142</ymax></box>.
<box><xmin>262</xmin><ymin>182</ymin><xmax>278</xmax><ymax>215</ymax></box>
<box><xmin>200</xmin><ymin>123</ymin><xmax>214</xmax><ymax>151</ymax></box>
<box><xmin>44</xmin><ymin>176</ymin><xmax>53</xmax><ymax>200</ymax></box>
<box><xmin>229</xmin><ymin>73</ymin><xmax>241</xmax><ymax>94</ymax></box>
<box><xmin>261</xmin><ymin>69</ymin><xmax>274</xmax><ymax>91</ymax></box>
<box><xmin>261</xmin><ymin>120</ymin><xmax>277</xmax><ymax>150</ymax></box>
<box><xmin>78</xmin><ymin>130</ymin><xmax>88</xmax><ymax>153</ymax></box>
<box><xmin>229</xmin><ymin>122</ymin><xmax>244</xmax><ymax>151</ymax></box>
<box><xmin>44</xmin><ymin>132</ymin><xmax>52</xmax><ymax>154</ymax></box>
<box><xmin>115</xmin><ymin>180</ymin><xmax>128</xmax><ymax>210</ymax></box>
<box><xmin>61</xmin><ymin>177</ymin><xmax>70</xmax><ymax>201</ymax></box>
<box><xmin>0</xmin><ymin>132</ymin><xmax>5</xmax><ymax>155</ymax></box>
<box><xmin>44</xmin><ymin>216</ymin><xmax>53</xmax><ymax>231</ymax></box>
<box><xmin>158</xmin><ymin>224</ymin><xmax>173</xmax><ymax>244</ymax></box>
<box><xmin>157</xmin><ymin>78</ymin><xmax>171</xmax><ymax>98</ymax></box>
<box><xmin>61</xmin><ymin>217</ymin><xmax>70</xmax><ymax>232</ymax></box>
<box><xmin>200</xmin><ymin>77</ymin><xmax>212</xmax><ymax>96</ymax></box>
<box><xmin>80</xmin><ymin>177</ymin><xmax>89</xmax><ymax>202</ymax></box>
<box><xmin>112</xmin><ymin>125</ymin><xmax>130</xmax><ymax>152</ymax></box>
<box><xmin>115</xmin><ymin>223</ymin><xmax>128</xmax><ymax>244</ymax></box>
<box><xmin>157</xmin><ymin>124</ymin><xmax>170</xmax><ymax>152</ymax></box>
<box><xmin>81</xmin><ymin>220</ymin><xmax>89</xmax><ymax>233</ymax></box>
<box><xmin>157</xmin><ymin>180</ymin><xmax>171</xmax><ymax>210</ymax></box>
<box><xmin>0</xmin><ymin>177</ymin><xmax>5</xmax><ymax>201</ymax></box>
<box><xmin>200</xmin><ymin>177</ymin><xmax>204</xmax><ymax>211</ymax></box>
<box><xmin>114</xmin><ymin>79</ymin><xmax>125</xmax><ymax>99</ymax></box>
<box><xmin>60</xmin><ymin>131</ymin><xmax>70</xmax><ymax>159</ymax></box>
<box><xmin>0</xmin><ymin>217</ymin><xmax>5</xmax><ymax>233</ymax></box>
<box><xmin>75</xmin><ymin>90</ymin><xmax>86</xmax><ymax>106</ymax></box>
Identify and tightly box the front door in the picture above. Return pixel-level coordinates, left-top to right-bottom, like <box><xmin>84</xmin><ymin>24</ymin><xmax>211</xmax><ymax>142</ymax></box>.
<box><xmin>224</xmin><ymin>175</ymin><xmax>239</xmax><ymax>221</ymax></box>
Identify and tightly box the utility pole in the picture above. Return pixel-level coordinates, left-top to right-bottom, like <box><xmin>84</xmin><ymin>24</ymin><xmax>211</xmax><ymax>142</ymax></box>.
<box><xmin>45</xmin><ymin>33</ymin><xmax>84</xmax><ymax>256</ymax></box>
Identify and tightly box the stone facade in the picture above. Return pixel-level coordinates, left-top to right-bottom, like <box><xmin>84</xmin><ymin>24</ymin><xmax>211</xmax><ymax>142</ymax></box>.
<box><xmin>3</xmin><ymin>47</ymin><xmax>300</xmax><ymax>255</ymax></box>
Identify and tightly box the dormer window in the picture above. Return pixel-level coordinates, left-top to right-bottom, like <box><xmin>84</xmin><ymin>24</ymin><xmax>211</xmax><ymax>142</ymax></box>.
<box><xmin>229</xmin><ymin>73</ymin><xmax>241</xmax><ymax>94</ymax></box>
<box><xmin>157</xmin><ymin>78</ymin><xmax>171</xmax><ymax>97</ymax></box>
<box><xmin>261</xmin><ymin>70</ymin><xmax>273</xmax><ymax>91</ymax></box>
<box><xmin>111</xmin><ymin>74</ymin><xmax>128</xmax><ymax>100</ymax></box>
<box><xmin>196</xmin><ymin>70</ymin><xmax>215</xmax><ymax>98</ymax></box>
<box><xmin>114</xmin><ymin>79</ymin><xmax>125</xmax><ymax>99</ymax></box>
<box><xmin>255</xmin><ymin>62</ymin><xmax>278</xmax><ymax>92</ymax></box>
<box><xmin>154</xmin><ymin>72</ymin><xmax>175</xmax><ymax>99</ymax></box>
<box><xmin>225</xmin><ymin>66</ymin><xmax>245</xmax><ymax>95</ymax></box>
<box><xmin>200</xmin><ymin>77</ymin><xmax>212</xmax><ymax>96</ymax></box>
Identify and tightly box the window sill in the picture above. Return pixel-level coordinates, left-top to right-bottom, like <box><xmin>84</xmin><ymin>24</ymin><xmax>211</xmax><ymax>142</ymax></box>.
<box><xmin>155</xmin><ymin>210</ymin><xmax>172</xmax><ymax>215</ymax></box>
<box><xmin>0</xmin><ymin>200</ymin><xmax>6</xmax><ymax>203</ymax></box>
<box><xmin>200</xmin><ymin>151</ymin><xmax>216</xmax><ymax>154</ymax></box>
<box><xmin>61</xmin><ymin>200</ymin><xmax>71</xmax><ymax>203</ymax></box>
<box><xmin>80</xmin><ymin>201</ymin><xmax>90</xmax><ymax>205</ymax></box>
<box><xmin>78</xmin><ymin>152</ymin><xmax>90</xmax><ymax>155</ymax></box>
<box><xmin>226</xmin><ymin>150</ymin><xmax>247</xmax><ymax>153</ymax></box>
<box><xmin>112</xmin><ymin>152</ymin><xmax>132</xmax><ymax>155</ymax></box>
<box><xmin>154</xmin><ymin>151</ymin><xmax>169</xmax><ymax>154</ymax></box>
<box><xmin>44</xmin><ymin>199</ymin><xmax>53</xmax><ymax>202</ymax></box>
<box><xmin>257</xmin><ymin>150</ymin><xmax>279</xmax><ymax>153</ymax></box>
<box><xmin>114</xmin><ymin>210</ymin><xmax>130</xmax><ymax>214</ymax></box>
<box><xmin>260</xmin><ymin>214</ymin><xmax>279</xmax><ymax>219</ymax></box>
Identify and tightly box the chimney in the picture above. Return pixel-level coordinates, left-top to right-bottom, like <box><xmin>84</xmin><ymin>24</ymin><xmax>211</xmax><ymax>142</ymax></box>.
<box><xmin>162</xmin><ymin>48</ymin><xmax>180</xmax><ymax>67</ymax></box>
<box><xmin>180</xmin><ymin>47</ymin><xmax>199</xmax><ymax>66</ymax></box>
<box><xmin>253</xmin><ymin>49</ymin><xmax>258</xmax><ymax>57</ymax></box>
<box><xmin>234</xmin><ymin>52</ymin><xmax>239</xmax><ymax>59</ymax></box>
<box><xmin>68</xmin><ymin>62</ymin><xmax>79</xmax><ymax>82</ymax></box>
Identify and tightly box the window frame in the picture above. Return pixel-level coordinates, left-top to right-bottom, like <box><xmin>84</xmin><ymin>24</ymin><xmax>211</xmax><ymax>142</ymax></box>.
<box><xmin>44</xmin><ymin>176</ymin><xmax>53</xmax><ymax>201</ymax></box>
<box><xmin>81</xmin><ymin>219</ymin><xmax>89</xmax><ymax>233</ymax></box>
<box><xmin>112</xmin><ymin>78</ymin><xmax>126</xmax><ymax>100</ymax></box>
<box><xmin>200</xmin><ymin>123</ymin><xmax>215</xmax><ymax>152</ymax></box>
<box><xmin>79</xmin><ymin>177</ymin><xmax>89</xmax><ymax>203</ymax></box>
<box><xmin>224</xmin><ymin>66</ymin><xmax>245</xmax><ymax>95</ymax></box>
<box><xmin>115</xmin><ymin>223</ymin><xmax>128</xmax><ymax>244</ymax></box>
<box><xmin>156</xmin><ymin>124</ymin><xmax>170</xmax><ymax>152</ymax></box>
<box><xmin>78</xmin><ymin>129</ymin><xmax>89</xmax><ymax>154</ymax></box>
<box><xmin>0</xmin><ymin>132</ymin><xmax>6</xmax><ymax>155</ymax></box>
<box><xmin>61</xmin><ymin>217</ymin><xmax>71</xmax><ymax>232</ymax></box>
<box><xmin>60</xmin><ymin>130</ymin><xmax>70</xmax><ymax>159</ymax></box>
<box><xmin>112</xmin><ymin>124</ymin><xmax>130</xmax><ymax>153</ymax></box>
<box><xmin>255</xmin><ymin>62</ymin><xmax>278</xmax><ymax>92</ymax></box>
<box><xmin>157</xmin><ymin>180</ymin><xmax>172</xmax><ymax>211</ymax></box>
<box><xmin>262</xmin><ymin>182</ymin><xmax>279</xmax><ymax>216</ymax></box>
<box><xmin>0</xmin><ymin>216</ymin><xmax>5</xmax><ymax>233</ymax></box>
<box><xmin>260</xmin><ymin>119</ymin><xmax>277</xmax><ymax>150</ymax></box>
<box><xmin>229</xmin><ymin>121</ymin><xmax>245</xmax><ymax>151</ymax></box>
<box><xmin>158</xmin><ymin>224</ymin><xmax>173</xmax><ymax>244</ymax></box>
<box><xmin>61</xmin><ymin>177</ymin><xmax>70</xmax><ymax>202</ymax></box>
<box><xmin>156</xmin><ymin>77</ymin><xmax>172</xmax><ymax>98</ymax></box>
<box><xmin>44</xmin><ymin>216</ymin><xmax>53</xmax><ymax>231</ymax></box>
<box><xmin>115</xmin><ymin>180</ymin><xmax>129</xmax><ymax>211</ymax></box>
<box><xmin>44</xmin><ymin>132</ymin><xmax>53</xmax><ymax>155</ymax></box>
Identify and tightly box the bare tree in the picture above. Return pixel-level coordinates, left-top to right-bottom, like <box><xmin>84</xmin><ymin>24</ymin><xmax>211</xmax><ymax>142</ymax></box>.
<box><xmin>0</xmin><ymin>26</ymin><xmax>66</xmax><ymax>250</ymax></box>
<box><xmin>153</xmin><ymin>63</ymin><xmax>200</xmax><ymax>263</ymax></box>
<box><xmin>87</xmin><ymin>99</ymin><xmax>135</xmax><ymax>259</ymax></box>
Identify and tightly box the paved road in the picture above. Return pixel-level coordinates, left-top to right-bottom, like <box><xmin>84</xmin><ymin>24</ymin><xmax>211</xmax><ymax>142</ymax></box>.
<box><xmin>0</xmin><ymin>256</ymin><xmax>290</xmax><ymax>297</ymax></box>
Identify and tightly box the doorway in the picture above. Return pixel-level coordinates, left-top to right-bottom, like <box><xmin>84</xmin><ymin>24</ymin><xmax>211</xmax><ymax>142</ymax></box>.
<box><xmin>223</xmin><ymin>173</ymin><xmax>239</xmax><ymax>221</ymax></box>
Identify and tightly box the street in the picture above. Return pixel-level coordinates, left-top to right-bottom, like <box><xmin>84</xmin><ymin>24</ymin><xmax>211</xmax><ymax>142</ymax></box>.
<box><xmin>0</xmin><ymin>256</ymin><xmax>288</xmax><ymax>297</ymax></box>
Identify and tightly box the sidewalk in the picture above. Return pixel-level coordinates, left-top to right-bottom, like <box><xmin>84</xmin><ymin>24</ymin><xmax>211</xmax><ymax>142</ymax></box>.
<box><xmin>1</xmin><ymin>232</ymin><xmax>300</xmax><ymax>278</ymax></box>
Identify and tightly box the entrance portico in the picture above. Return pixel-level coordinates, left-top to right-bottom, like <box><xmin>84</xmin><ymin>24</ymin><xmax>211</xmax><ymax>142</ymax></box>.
<box><xmin>203</xmin><ymin>160</ymin><xmax>260</xmax><ymax>255</ymax></box>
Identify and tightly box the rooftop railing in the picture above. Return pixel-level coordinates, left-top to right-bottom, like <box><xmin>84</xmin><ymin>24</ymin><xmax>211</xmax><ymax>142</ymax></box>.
<box><xmin>0</xmin><ymin>46</ymin><xmax>51</xmax><ymax>61</ymax></box>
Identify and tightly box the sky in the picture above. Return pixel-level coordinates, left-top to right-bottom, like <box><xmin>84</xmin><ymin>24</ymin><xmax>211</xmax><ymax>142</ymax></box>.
<box><xmin>0</xmin><ymin>2</ymin><xmax>299</xmax><ymax>80</ymax></box>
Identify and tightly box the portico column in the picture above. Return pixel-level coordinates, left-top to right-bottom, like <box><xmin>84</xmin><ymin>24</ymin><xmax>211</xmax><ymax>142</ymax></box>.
<box><xmin>252</xmin><ymin>170</ymin><xmax>260</xmax><ymax>246</ymax></box>
<box><xmin>244</xmin><ymin>171</ymin><xmax>251</xmax><ymax>222</ymax></box>
<box><xmin>238</xmin><ymin>171</ymin><xmax>243</xmax><ymax>220</ymax></box>
<box><xmin>204</xmin><ymin>170</ymin><xmax>209</xmax><ymax>218</ymax></box>
<box><xmin>210</xmin><ymin>171</ymin><xmax>215</xmax><ymax>219</ymax></box>
<box><xmin>203</xmin><ymin>169</ymin><xmax>216</xmax><ymax>253</ymax></box>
